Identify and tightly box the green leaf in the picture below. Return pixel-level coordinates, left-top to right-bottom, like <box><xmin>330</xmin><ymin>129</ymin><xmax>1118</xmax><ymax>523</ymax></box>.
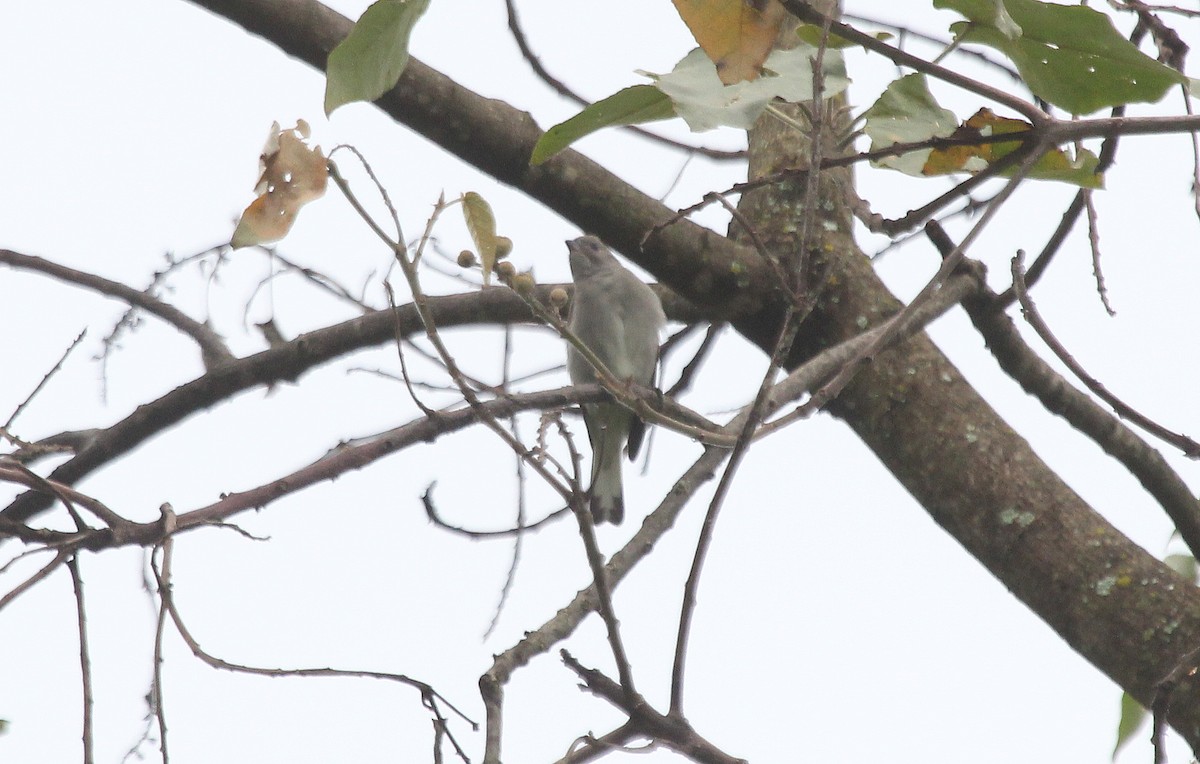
<box><xmin>647</xmin><ymin>45</ymin><xmax>849</xmax><ymax>131</ymax></box>
<box><xmin>324</xmin><ymin>0</ymin><xmax>430</xmax><ymax>116</ymax></box>
<box><xmin>530</xmin><ymin>85</ymin><xmax>675</xmax><ymax>165</ymax></box>
<box><xmin>863</xmin><ymin>73</ymin><xmax>958</xmax><ymax>175</ymax></box>
<box><xmin>1112</xmin><ymin>691</ymin><xmax>1148</xmax><ymax>760</ymax></box>
<box><xmin>531</xmin><ymin>41</ymin><xmax>851</xmax><ymax>164</ymax></box>
<box><xmin>462</xmin><ymin>192</ymin><xmax>498</xmax><ymax>285</ymax></box>
<box><xmin>1165</xmin><ymin>553</ymin><xmax>1198</xmax><ymax>583</ymax></box>
<box><xmin>935</xmin><ymin>0</ymin><xmax>1186</xmax><ymax>114</ymax></box>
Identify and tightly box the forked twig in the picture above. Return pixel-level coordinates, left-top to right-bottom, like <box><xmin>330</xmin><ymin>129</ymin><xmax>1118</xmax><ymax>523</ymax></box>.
<box><xmin>1010</xmin><ymin>252</ymin><xmax>1200</xmax><ymax>457</ymax></box>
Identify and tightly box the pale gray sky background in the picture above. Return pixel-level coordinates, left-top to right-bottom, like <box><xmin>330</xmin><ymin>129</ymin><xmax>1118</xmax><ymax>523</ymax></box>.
<box><xmin>3</xmin><ymin>1</ymin><xmax>1200</xmax><ymax>762</ymax></box>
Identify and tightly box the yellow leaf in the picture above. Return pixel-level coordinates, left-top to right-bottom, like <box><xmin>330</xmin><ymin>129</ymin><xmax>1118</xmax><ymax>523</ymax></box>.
<box><xmin>231</xmin><ymin>121</ymin><xmax>328</xmax><ymax>249</ymax></box>
<box><xmin>923</xmin><ymin>108</ymin><xmax>1102</xmax><ymax>188</ymax></box>
<box><xmin>462</xmin><ymin>191</ymin><xmax>498</xmax><ymax>285</ymax></box>
<box><xmin>923</xmin><ymin>108</ymin><xmax>1029</xmax><ymax>174</ymax></box>
<box><xmin>672</xmin><ymin>0</ymin><xmax>789</xmax><ymax>85</ymax></box>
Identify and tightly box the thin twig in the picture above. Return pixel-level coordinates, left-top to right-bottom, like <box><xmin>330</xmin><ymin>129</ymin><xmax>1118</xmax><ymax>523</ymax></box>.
<box><xmin>0</xmin><ymin>249</ymin><xmax>234</xmax><ymax>367</ymax></box>
<box><xmin>385</xmin><ymin>281</ymin><xmax>437</xmax><ymax>416</ymax></box>
<box><xmin>672</xmin><ymin>24</ymin><xmax>834</xmax><ymax>714</ymax></box>
<box><xmin>568</xmin><ymin>491</ymin><xmax>638</xmax><ymax>699</ymax></box>
<box><xmin>67</xmin><ymin>554</ymin><xmax>94</xmax><ymax>764</ymax></box>
<box><xmin>483</xmin><ymin>326</ymin><xmax>525</xmax><ymax>641</ymax></box>
<box><xmin>329</xmin><ymin>144</ymin><xmax>404</xmax><ymax>242</ymax></box>
<box><xmin>1083</xmin><ymin>190</ymin><xmax>1116</xmax><ymax>315</ymax></box>
<box><xmin>0</xmin><ymin>462</ymin><xmax>131</xmax><ymax>531</ymax></box>
<box><xmin>3</xmin><ymin>329</ymin><xmax>87</xmax><ymax>431</ymax></box>
<box><xmin>152</xmin><ymin>505</ymin><xmax>176</xmax><ymax>763</ymax></box>
<box><xmin>843</xmin><ymin>11</ymin><xmax>1027</xmax><ymax>87</ymax></box>
<box><xmin>664</xmin><ymin>323</ymin><xmax>722</xmax><ymax>399</ymax></box>
<box><xmin>149</xmin><ymin>517</ymin><xmax>477</xmax><ymax>739</ymax></box>
<box><xmin>560</xmin><ymin>650</ymin><xmax>746</xmax><ymax>764</ymax></box>
<box><xmin>1010</xmin><ymin>252</ymin><xmax>1200</xmax><ymax>457</ymax></box>
<box><xmin>246</xmin><ymin>247</ymin><xmax>376</xmax><ymax>315</ymax></box>
<box><xmin>649</xmin><ymin>128</ymin><xmax>1039</xmax><ymax>244</ymax></box>
<box><xmin>0</xmin><ymin>548</ymin><xmax>71</xmax><ymax>612</ymax></box>
<box><xmin>710</xmin><ymin>191</ymin><xmax>790</xmax><ymax>290</ymax></box>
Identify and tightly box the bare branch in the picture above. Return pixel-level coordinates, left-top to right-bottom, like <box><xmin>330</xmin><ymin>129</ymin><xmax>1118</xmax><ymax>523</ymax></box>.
<box><xmin>3</xmin><ymin>329</ymin><xmax>87</xmax><ymax>432</ymax></box>
<box><xmin>0</xmin><ymin>249</ymin><xmax>234</xmax><ymax>367</ymax></box>
<box><xmin>0</xmin><ymin>286</ymin><xmax>575</xmax><ymax>526</ymax></box>
<box><xmin>1083</xmin><ymin>190</ymin><xmax>1116</xmax><ymax>315</ymax></box>
<box><xmin>67</xmin><ymin>555</ymin><xmax>95</xmax><ymax>764</ymax></box>
<box><xmin>560</xmin><ymin>650</ymin><xmax>746</xmax><ymax>764</ymax></box>
<box><xmin>0</xmin><ymin>462</ymin><xmax>131</xmax><ymax>531</ymax></box>
<box><xmin>0</xmin><ymin>548</ymin><xmax>71</xmax><ymax>612</ymax></box>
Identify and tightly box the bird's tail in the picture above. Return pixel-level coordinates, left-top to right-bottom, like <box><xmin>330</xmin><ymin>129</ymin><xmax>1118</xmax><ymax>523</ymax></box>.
<box><xmin>587</xmin><ymin>403</ymin><xmax>628</xmax><ymax>524</ymax></box>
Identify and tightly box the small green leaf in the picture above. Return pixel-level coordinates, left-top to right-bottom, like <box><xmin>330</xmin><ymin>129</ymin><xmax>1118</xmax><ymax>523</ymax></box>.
<box><xmin>530</xmin><ymin>85</ymin><xmax>674</xmax><ymax>165</ymax></box>
<box><xmin>863</xmin><ymin>73</ymin><xmax>958</xmax><ymax>175</ymax></box>
<box><xmin>1112</xmin><ymin>691</ymin><xmax>1148</xmax><ymax>760</ymax></box>
<box><xmin>935</xmin><ymin>0</ymin><xmax>1185</xmax><ymax>114</ymax></box>
<box><xmin>462</xmin><ymin>192</ymin><xmax>498</xmax><ymax>285</ymax></box>
<box><xmin>324</xmin><ymin>0</ymin><xmax>430</xmax><ymax>116</ymax></box>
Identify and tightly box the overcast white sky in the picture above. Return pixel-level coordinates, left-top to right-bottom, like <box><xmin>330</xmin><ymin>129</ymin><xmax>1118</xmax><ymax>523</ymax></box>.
<box><xmin>3</xmin><ymin>1</ymin><xmax>1200</xmax><ymax>762</ymax></box>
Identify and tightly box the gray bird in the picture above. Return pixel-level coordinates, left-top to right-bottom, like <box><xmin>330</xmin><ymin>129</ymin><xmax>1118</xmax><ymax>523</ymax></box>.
<box><xmin>566</xmin><ymin>235</ymin><xmax>666</xmax><ymax>524</ymax></box>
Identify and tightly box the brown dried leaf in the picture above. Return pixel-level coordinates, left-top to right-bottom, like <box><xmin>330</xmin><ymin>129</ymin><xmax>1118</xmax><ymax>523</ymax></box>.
<box><xmin>672</xmin><ymin>0</ymin><xmax>789</xmax><ymax>85</ymax></box>
<box><xmin>232</xmin><ymin>121</ymin><xmax>328</xmax><ymax>249</ymax></box>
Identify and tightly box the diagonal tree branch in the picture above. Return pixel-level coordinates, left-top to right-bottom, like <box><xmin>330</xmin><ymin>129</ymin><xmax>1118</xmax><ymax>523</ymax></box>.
<box><xmin>1</xmin><ymin>285</ymin><xmax>698</xmax><ymax>528</ymax></box>
<box><xmin>168</xmin><ymin>0</ymin><xmax>1200</xmax><ymax>745</ymax></box>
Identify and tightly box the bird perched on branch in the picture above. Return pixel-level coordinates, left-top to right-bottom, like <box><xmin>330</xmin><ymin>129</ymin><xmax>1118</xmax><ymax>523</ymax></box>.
<box><xmin>566</xmin><ymin>235</ymin><xmax>666</xmax><ymax>524</ymax></box>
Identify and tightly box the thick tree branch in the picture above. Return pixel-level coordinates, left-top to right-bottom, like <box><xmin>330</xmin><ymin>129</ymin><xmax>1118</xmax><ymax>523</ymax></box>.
<box><xmin>173</xmin><ymin>0</ymin><xmax>1200</xmax><ymax>746</ymax></box>
<box><xmin>2</xmin><ymin>286</ymin><xmax>689</xmax><ymax>525</ymax></box>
